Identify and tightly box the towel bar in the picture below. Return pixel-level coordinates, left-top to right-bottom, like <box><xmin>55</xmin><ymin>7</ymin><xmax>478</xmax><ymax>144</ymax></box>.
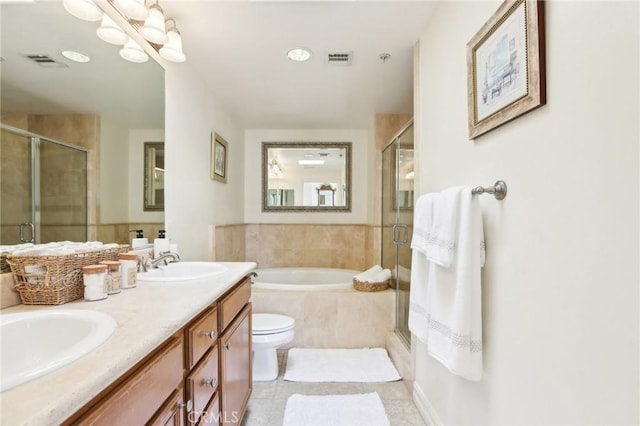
<box><xmin>471</xmin><ymin>180</ymin><xmax>507</xmax><ymax>200</ymax></box>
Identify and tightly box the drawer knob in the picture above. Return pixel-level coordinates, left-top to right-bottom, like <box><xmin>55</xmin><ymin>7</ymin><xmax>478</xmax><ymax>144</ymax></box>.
<box><xmin>179</xmin><ymin>399</ymin><xmax>193</xmax><ymax>412</ymax></box>
<box><xmin>224</xmin><ymin>343</ymin><xmax>231</xmax><ymax>351</ymax></box>
<box><xmin>204</xmin><ymin>330</ymin><xmax>216</xmax><ymax>339</ymax></box>
<box><xmin>204</xmin><ymin>377</ymin><xmax>217</xmax><ymax>388</ymax></box>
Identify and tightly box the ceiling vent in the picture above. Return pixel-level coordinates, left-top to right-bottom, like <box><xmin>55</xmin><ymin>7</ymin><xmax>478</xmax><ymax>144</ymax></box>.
<box><xmin>327</xmin><ymin>51</ymin><xmax>352</xmax><ymax>66</ymax></box>
<box><xmin>24</xmin><ymin>54</ymin><xmax>68</xmax><ymax>68</ymax></box>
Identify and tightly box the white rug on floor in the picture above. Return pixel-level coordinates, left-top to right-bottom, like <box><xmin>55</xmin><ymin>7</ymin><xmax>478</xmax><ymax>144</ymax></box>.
<box><xmin>283</xmin><ymin>392</ymin><xmax>390</xmax><ymax>426</ymax></box>
<box><xmin>284</xmin><ymin>348</ymin><xmax>401</xmax><ymax>382</ymax></box>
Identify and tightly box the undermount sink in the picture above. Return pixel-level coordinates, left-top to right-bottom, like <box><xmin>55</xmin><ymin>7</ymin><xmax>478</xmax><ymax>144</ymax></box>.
<box><xmin>1</xmin><ymin>309</ymin><xmax>116</xmax><ymax>392</ymax></box>
<box><xmin>136</xmin><ymin>262</ymin><xmax>228</xmax><ymax>283</ymax></box>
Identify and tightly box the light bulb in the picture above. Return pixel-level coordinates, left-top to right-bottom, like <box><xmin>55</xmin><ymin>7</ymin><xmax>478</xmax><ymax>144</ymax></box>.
<box><xmin>113</xmin><ymin>0</ymin><xmax>149</xmax><ymax>21</ymax></box>
<box><xmin>159</xmin><ymin>26</ymin><xmax>186</xmax><ymax>62</ymax></box>
<box><xmin>62</xmin><ymin>0</ymin><xmax>102</xmax><ymax>22</ymax></box>
<box><xmin>119</xmin><ymin>38</ymin><xmax>149</xmax><ymax>63</ymax></box>
<box><xmin>140</xmin><ymin>4</ymin><xmax>168</xmax><ymax>45</ymax></box>
<box><xmin>96</xmin><ymin>14</ymin><xmax>128</xmax><ymax>45</ymax></box>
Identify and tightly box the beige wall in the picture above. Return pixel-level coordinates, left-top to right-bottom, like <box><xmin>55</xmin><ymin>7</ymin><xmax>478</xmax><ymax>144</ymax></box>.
<box><xmin>413</xmin><ymin>1</ymin><xmax>639</xmax><ymax>424</ymax></box>
<box><xmin>164</xmin><ymin>63</ymin><xmax>244</xmax><ymax>261</ymax></box>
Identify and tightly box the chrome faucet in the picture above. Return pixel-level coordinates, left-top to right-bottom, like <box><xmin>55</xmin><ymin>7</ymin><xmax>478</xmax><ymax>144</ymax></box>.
<box><xmin>136</xmin><ymin>256</ymin><xmax>148</xmax><ymax>273</ymax></box>
<box><xmin>149</xmin><ymin>251</ymin><xmax>181</xmax><ymax>268</ymax></box>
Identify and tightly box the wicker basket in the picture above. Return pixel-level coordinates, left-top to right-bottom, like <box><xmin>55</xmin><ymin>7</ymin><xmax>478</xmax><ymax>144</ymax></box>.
<box><xmin>7</xmin><ymin>246</ymin><xmax>124</xmax><ymax>305</ymax></box>
<box><xmin>353</xmin><ymin>278</ymin><xmax>390</xmax><ymax>292</ymax></box>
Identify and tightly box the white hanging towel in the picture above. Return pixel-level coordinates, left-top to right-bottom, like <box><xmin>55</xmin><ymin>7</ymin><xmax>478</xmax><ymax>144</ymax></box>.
<box><xmin>409</xmin><ymin>186</ymin><xmax>485</xmax><ymax>381</ymax></box>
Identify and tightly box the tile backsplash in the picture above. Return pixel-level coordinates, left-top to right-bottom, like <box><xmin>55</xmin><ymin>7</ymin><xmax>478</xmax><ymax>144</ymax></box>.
<box><xmin>216</xmin><ymin>223</ymin><xmax>379</xmax><ymax>271</ymax></box>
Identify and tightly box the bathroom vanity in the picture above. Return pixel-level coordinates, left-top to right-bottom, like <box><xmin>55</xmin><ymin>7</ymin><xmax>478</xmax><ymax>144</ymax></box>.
<box><xmin>0</xmin><ymin>262</ymin><xmax>256</xmax><ymax>426</ymax></box>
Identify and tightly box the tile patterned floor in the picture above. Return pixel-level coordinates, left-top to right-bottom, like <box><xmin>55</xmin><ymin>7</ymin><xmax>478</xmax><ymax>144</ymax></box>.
<box><xmin>241</xmin><ymin>350</ymin><xmax>426</xmax><ymax>426</ymax></box>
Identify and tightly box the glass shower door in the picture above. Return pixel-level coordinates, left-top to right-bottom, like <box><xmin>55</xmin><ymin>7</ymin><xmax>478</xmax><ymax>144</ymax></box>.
<box><xmin>0</xmin><ymin>129</ymin><xmax>34</xmax><ymax>244</ymax></box>
<box><xmin>0</xmin><ymin>126</ymin><xmax>87</xmax><ymax>244</ymax></box>
<box><xmin>381</xmin><ymin>121</ymin><xmax>414</xmax><ymax>348</ymax></box>
<box><xmin>39</xmin><ymin>140</ymin><xmax>87</xmax><ymax>242</ymax></box>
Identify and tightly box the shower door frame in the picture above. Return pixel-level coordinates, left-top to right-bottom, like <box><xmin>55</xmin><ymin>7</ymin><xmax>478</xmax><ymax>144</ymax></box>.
<box><xmin>1</xmin><ymin>124</ymin><xmax>88</xmax><ymax>245</ymax></box>
<box><xmin>381</xmin><ymin>118</ymin><xmax>414</xmax><ymax>350</ymax></box>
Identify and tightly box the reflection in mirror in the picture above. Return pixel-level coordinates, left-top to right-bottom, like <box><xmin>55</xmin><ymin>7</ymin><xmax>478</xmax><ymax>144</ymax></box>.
<box><xmin>262</xmin><ymin>142</ymin><xmax>351</xmax><ymax>212</ymax></box>
<box><xmin>144</xmin><ymin>142</ymin><xmax>164</xmax><ymax>211</ymax></box>
<box><xmin>0</xmin><ymin>2</ymin><xmax>165</xmax><ymax>243</ymax></box>
<box><xmin>396</xmin><ymin>147</ymin><xmax>414</xmax><ymax>209</ymax></box>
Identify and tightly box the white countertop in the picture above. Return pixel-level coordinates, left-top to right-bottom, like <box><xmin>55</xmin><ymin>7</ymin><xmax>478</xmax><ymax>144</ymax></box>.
<box><xmin>0</xmin><ymin>262</ymin><xmax>257</xmax><ymax>426</ymax></box>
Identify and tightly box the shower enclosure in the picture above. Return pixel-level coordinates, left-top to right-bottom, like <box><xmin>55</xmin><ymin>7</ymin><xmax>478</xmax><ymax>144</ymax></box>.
<box><xmin>0</xmin><ymin>125</ymin><xmax>88</xmax><ymax>245</ymax></box>
<box><xmin>382</xmin><ymin>119</ymin><xmax>414</xmax><ymax>348</ymax></box>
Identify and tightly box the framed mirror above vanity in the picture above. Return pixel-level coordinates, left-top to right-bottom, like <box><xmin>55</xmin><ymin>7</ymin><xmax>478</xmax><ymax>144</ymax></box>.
<box><xmin>262</xmin><ymin>142</ymin><xmax>351</xmax><ymax>212</ymax></box>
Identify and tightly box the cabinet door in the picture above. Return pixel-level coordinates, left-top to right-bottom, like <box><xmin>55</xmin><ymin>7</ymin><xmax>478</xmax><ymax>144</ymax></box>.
<box><xmin>77</xmin><ymin>336</ymin><xmax>184</xmax><ymax>425</ymax></box>
<box><xmin>149</xmin><ymin>388</ymin><xmax>187</xmax><ymax>426</ymax></box>
<box><xmin>219</xmin><ymin>304</ymin><xmax>252</xmax><ymax>426</ymax></box>
<box><xmin>186</xmin><ymin>346</ymin><xmax>219</xmax><ymax>424</ymax></box>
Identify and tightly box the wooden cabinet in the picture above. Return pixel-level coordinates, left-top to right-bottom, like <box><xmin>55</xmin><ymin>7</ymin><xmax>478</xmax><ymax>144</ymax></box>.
<box><xmin>74</xmin><ymin>335</ymin><xmax>184</xmax><ymax>425</ymax></box>
<box><xmin>149</xmin><ymin>389</ymin><xmax>187</xmax><ymax>426</ymax></box>
<box><xmin>186</xmin><ymin>307</ymin><xmax>218</xmax><ymax>370</ymax></box>
<box><xmin>219</xmin><ymin>305</ymin><xmax>252</xmax><ymax>426</ymax></box>
<box><xmin>66</xmin><ymin>276</ymin><xmax>252</xmax><ymax>426</ymax></box>
<box><xmin>186</xmin><ymin>346</ymin><xmax>219</xmax><ymax>424</ymax></box>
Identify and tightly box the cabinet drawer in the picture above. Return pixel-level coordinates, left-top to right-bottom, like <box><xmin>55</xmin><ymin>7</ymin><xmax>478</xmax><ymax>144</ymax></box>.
<box><xmin>186</xmin><ymin>306</ymin><xmax>218</xmax><ymax>369</ymax></box>
<box><xmin>149</xmin><ymin>388</ymin><xmax>186</xmax><ymax>426</ymax></box>
<box><xmin>78</xmin><ymin>335</ymin><xmax>184</xmax><ymax>425</ymax></box>
<box><xmin>199</xmin><ymin>392</ymin><xmax>220</xmax><ymax>426</ymax></box>
<box><xmin>186</xmin><ymin>346</ymin><xmax>219</xmax><ymax>425</ymax></box>
<box><xmin>219</xmin><ymin>278</ymin><xmax>251</xmax><ymax>332</ymax></box>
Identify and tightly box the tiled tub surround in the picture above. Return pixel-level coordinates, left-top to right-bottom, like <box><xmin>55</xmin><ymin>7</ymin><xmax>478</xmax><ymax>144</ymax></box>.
<box><xmin>0</xmin><ymin>262</ymin><xmax>256</xmax><ymax>425</ymax></box>
<box><xmin>216</xmin><ymin>224</ymin><xmax>380</xmax><ymax>270</ymax></box>
<box><xmin>251</xmin><ymin>288</ymin><xmax>394</xmax><ymax>349</ymax></box>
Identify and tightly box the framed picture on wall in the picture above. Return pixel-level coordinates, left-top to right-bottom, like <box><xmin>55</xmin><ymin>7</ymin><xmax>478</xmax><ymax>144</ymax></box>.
<box><xmin>466</xmin><ymin>0</ymin><xmax>546</xmax><ymax>139</ymax></box>
<box><xmin>211</xmin><ymin>132</ymin><xmax>228</xmax><ymax>183</ymax></box>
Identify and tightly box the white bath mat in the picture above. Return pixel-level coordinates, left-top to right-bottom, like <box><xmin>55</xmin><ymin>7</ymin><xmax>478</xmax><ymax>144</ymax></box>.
<box><xmin>284</xmin><ymin>348</ymin><xmax>401</xmax><ymax>382</ymax></box>
<box><xmin>283</xmin><ymin>392</ymin><xmax>390</xmax><ymax>426</ymax></box>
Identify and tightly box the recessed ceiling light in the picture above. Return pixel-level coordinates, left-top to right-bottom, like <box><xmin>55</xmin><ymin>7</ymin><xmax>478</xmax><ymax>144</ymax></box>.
<box><xmin>287</xmin><ymin>48</ymin><xmax>312</xmax><ymax>62</ymax></box>
<box><xmin>61</xmin><ymin>50</ymin><xmax>91</xmax><ymax>63</ymax></box>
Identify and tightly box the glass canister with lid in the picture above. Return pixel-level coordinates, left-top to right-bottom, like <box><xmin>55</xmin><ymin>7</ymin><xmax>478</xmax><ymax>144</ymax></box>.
<box><xmin>99</xmin><ymin>260</ymin><xmax>121</xmax><ymax>294</ymax></box>
<box><xmin>119</xmin><ymin>253</ymin><xmax>138</xmax><ymax>289</ymax></box>
<box><xmin>82</xmin><ymin>264</ymin><xmax>108</xmax><ymax>301</ymax></box>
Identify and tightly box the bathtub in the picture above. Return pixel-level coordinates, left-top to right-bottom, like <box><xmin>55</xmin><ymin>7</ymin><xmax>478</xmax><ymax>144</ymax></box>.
<box><xmin>252</xmin><ymin>267</ymin><xmax>360</xmax><ymax>291</ymax></box>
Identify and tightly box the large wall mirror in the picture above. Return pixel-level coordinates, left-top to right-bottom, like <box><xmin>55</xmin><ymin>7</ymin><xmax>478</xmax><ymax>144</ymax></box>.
<box><xmin>1</xmin><ymin>2</ymin><xmax>165</xmax><ymax>239</ymax></box>
<box><xmin>144</xmin><ymin>142</ymin><xmax>165</xmax><ymax>211</ymax></box>
<box><xmin>262</xmin><ymin>142</ymin><xmax>352</xmax><ymax>212</ymax></box>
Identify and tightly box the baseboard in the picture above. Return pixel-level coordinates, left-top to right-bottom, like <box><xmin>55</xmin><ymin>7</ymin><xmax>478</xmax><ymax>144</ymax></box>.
<box><xmin>413</xmin><ymin>381</ymin><xmax>443</xmax><ymax>426</ymax></box>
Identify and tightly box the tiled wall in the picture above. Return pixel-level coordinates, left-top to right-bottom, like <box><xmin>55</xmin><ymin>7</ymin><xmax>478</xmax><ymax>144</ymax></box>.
<box><xmin>96</xmin><ymin>223</ymin><xmax>165</xmax><ymax>246</ymax></box>
<box><xmin>251</xmin><ymin>288</ymin><xmax>395</xmax><ymax>348</ymax></box>
<box><xmin>215</xmin><ymin>223</ymin><xmax>378</xmax><ymax>270</ymax></box>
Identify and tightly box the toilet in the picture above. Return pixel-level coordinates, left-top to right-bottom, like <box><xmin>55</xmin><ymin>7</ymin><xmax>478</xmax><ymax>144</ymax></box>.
<box><xmin>252</xmin><ymin>313</ymin><xmax>295</xmax><ymax>381</ymax></box>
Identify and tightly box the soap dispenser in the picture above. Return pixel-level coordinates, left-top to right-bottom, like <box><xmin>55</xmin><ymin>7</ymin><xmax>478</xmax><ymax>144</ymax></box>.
<box><xmin>130</xmin><ymin>230</ymin><xmax>148</xmax><ymax>249</ymax></box>
<box><xmin>154</xmin><ymin>230</ymin><xmax>169</xmax><ymax>259</ymax></box>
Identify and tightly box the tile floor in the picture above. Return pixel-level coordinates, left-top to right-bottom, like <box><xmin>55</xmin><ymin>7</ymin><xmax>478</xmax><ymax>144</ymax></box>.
<box><xmin>241</xmin><ymin>350</ymin><xmax>426</xmax><ymax>426</ymax></box>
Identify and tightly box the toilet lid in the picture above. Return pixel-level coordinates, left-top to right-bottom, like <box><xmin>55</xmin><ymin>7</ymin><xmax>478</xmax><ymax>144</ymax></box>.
<box><xmin>253</xmin><ymin>313</ymin><xmax>295</xmax><ymax>335</ymax></box>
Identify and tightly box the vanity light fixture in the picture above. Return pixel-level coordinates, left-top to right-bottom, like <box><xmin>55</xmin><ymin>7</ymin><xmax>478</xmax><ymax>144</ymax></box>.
<box><xmin>96</xmin><ymin>13</ymin><xmax>128</xmax><ymax>45</ymax></box>
<box><xmin>63</xmin><ymin>0</ymin><xmax>186</xmax><ymax>63</ymax></box>
<box><xmin>140</xmin><ymin>3</ymin><xmax>168</xmax><ymax>45</ymax></box>
<box><xmin>287</xmin><ymin>48</ymin><xmax>312</xmax><ymax>62</ymax></box>
<box><xmin>119</xmin><ymin>37</ymin><xmax>149</xmax><ymax>63</ymax></box>
<box><xmin>61</xmin><ymin>50</ymin><xmax>91</xmax><ymax>63</ymax></box>
<box><xmin>298</xmin><ymin>159</ymin><xmax>324</xmax><ymax>166</ymax></box>
<box><xmin>159</xmin><ymin>19</ymin><xmax>186</xmax><ymax>62</ymax></box>
<box><xmin>113</xmin><ymin>0</ymin><xmax>149</xmax><ymax>21</ymax></box>
<box><xmin>62</xmin><ymin>0</ymin><xmax>102</xmax><ymax>21</ymax></box>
